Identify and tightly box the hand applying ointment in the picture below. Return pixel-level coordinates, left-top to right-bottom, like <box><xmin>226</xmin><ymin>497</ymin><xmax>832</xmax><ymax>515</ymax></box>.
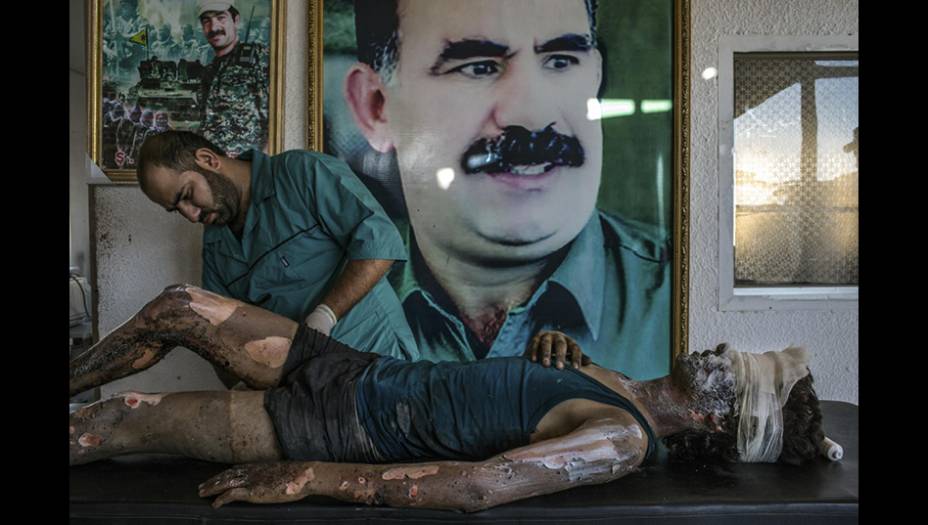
<box><xmin>304</xmin><ymin>304</ymin><xmax>337</xmax><ymax>336</ymax></box>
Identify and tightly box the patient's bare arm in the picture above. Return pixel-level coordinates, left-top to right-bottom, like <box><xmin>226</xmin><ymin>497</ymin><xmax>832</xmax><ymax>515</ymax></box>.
<box><xmin>70</xmin><ymin>284</ymin><xmax>299</xmax><ymax>396</ymax></box>
<box><xmin>200</xmin><ymin>412</ymin><xmax>648</xmax><ymax>512</ymax></box>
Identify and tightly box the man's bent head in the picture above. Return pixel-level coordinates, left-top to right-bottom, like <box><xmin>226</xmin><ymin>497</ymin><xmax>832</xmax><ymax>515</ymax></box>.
<box><xmin>137</xmin><ymin>131</ymin><xmax>242</xmax><ymax>226</ymax></box>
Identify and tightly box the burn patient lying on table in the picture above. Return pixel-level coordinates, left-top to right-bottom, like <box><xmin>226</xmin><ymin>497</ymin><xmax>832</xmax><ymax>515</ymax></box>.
<box><xmin>70</xmin><ymin>284</ymin><xmax>841</xmax><ymax>512</ymax></box>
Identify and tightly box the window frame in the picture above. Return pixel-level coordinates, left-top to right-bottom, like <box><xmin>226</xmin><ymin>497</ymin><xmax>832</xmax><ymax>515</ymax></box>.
<box><xmin>717</xmin><ymin>35</ymin><xmax>859</xmax><ymax>312</ymax></box>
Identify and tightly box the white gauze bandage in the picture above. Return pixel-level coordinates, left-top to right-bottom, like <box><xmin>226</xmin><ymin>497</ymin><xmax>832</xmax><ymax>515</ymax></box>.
<box><xmin>729</xmin><ymin>347</ymin><xmax>810</xmax><ymax>462</ymax></box>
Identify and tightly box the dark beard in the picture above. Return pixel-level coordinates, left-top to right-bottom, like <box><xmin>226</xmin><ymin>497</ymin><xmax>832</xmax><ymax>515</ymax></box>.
<box><xmin>199</xmin><ymin>169</ymin><xmax>240</xmax><ymax>224</ymax></box>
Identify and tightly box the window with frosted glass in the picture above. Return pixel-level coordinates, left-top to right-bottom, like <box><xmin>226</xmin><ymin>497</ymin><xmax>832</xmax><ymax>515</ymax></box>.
<box><xmin>733</xmin><ymin>53</ymin><xmax>858</xmax><ymax>287</ymax></box>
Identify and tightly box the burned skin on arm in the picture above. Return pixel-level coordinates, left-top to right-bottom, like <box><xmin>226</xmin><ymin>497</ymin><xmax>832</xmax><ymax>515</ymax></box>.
<box><xmin>70</xmin><ymin>285</ymin><xmax>299</xmax><ymax>397</ymax></box>
<box><xmin>200</xmin><ymin>411</ymin><xmax>648</xmax><ymax>512</ymax></box>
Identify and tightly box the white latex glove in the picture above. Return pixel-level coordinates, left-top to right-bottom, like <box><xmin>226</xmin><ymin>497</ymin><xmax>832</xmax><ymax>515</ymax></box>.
<box><xmin>304</xmin><ymin>304</ymin><xmax>337</xmax><ymax>336</ymax></box>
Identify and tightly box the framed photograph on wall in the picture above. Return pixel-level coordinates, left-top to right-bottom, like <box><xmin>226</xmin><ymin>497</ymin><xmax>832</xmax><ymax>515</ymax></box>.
<box><xmin>87</xmin><ymin>0</ymin><xmax>286</xmax><ymax>180</ymax></box>
<box><xmin>308</xmin><ymin>0</ymin><xmax>690</xmax><ymax>375</ymax></box>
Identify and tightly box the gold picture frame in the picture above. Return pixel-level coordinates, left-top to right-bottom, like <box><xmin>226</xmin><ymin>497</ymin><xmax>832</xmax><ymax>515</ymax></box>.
<box><xmin>87</xmin><ymin>0</ymin><xmax>286</xmax><ymax>181</ymax></box>
<box><xmin>307</xmin><ymin>0</ymin><xmax>690</xmax><ymax>365</ymax></box>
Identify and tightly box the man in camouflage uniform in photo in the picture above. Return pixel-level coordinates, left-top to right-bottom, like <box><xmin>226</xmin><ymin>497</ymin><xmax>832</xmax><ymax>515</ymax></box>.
<box><xmin>154</xmin><ymin>111</ymin><xmax>172</xmax><ymax>133</ymax></box>
<box><xmin>130</xmin><ymin>110</ymin><xmax>157</xmax><ymax>162</ymax></box>
<box><xmin>115</xmin><ymin>104</ymin><xmax>143</xmax><ymax>168</ymax></box>
<box><xmin>103</xmin><ymin>102</ymin><xmax>126</xmax><ymax>168</ymax></box>
<box><xmin>197</xmin><ymin>0</ymin><xmax>269</xmax><ymax>158</ymax></box>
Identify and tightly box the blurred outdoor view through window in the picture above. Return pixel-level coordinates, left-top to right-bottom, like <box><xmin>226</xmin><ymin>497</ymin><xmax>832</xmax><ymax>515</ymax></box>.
<box><xmin>733</xmin><ymin>53</ymin><xmax>858</xmax><ymax>287</ymax></box>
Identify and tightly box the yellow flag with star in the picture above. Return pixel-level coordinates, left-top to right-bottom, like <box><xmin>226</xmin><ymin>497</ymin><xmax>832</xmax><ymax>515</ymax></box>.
<box><xmin>128</xmin><ymin>28</ymin><xmax>147</xmax><ymax>46</ymax></box>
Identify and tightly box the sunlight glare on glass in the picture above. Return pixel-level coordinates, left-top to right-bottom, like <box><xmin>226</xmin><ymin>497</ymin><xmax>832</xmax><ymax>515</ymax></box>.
<box><xmin>641</xmin><ymin>100</ymin><xmax>673</xmax><ymax>113</ymax></box>
<box><xmin>587</xmin><ymin>98</ymin><xmax>635</xmax><ymax>120</ymax></box>
<box><xmin>436</xmin><ymin>168</ymin><xmax>455</xmax><ymax>190</ymax></box>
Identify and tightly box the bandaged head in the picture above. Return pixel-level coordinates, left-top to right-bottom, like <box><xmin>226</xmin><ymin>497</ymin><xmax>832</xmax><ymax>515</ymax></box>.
<box><xmin>728</xmin><ymin>347</ymin><xmax>810</xmax><ymax>462</ymax></box>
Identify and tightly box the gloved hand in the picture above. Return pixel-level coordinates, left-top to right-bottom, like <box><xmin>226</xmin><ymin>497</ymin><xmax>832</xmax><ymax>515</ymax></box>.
<box><xmin>304</xmin><ymin>304</ymin><xmax>337</xmax><ymax>336</ymax></box>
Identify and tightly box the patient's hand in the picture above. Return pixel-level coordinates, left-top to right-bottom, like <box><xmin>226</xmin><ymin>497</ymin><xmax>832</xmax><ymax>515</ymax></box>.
<box><xmin>525</xmin><ymin>330</ymin><xmax>592</xmax><ymax>369</ymax></box>
<box><xmin>199</xmin><ymin>462</ymin><xmax>316</xmax><ymax>508</ymax></box>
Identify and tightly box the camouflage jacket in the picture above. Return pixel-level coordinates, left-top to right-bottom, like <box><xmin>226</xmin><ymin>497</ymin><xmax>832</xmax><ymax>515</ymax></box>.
<box><xmin>199</xmin><ymin>42</ymin><xmax>269</xmax><ymax>158</ymax></box>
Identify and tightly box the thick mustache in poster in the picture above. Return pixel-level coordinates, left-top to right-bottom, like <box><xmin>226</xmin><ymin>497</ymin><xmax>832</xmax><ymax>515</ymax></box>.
<box><xmin>460</xmin><ymin>124</ymin><xmax>585</xmax><ymax>175</ymax></box>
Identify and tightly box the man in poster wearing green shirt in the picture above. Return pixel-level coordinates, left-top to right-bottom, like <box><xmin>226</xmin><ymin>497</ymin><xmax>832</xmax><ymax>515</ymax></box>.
<box><xmin>342</xmin><ymin>0</ymin><xmax>671</xmax><ymax>378</ymax></box>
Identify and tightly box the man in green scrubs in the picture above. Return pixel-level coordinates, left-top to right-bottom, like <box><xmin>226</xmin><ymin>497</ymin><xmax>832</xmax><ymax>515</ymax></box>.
<box><xmin>136</xmin><ymin>131</ymin><xmax>420</xmax><ymax>369</ymax></box>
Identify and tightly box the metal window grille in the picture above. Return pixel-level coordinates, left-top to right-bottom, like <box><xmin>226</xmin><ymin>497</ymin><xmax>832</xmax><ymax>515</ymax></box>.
<box><xmin>733</xmin><ymin>53</ymin><xmax>858</xmax><ymax>286</ymax></box>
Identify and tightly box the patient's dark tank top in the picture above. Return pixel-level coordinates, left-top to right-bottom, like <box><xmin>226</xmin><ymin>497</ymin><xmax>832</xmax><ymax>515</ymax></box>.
<box><xmin>355</xmin><ymin>356</ymin><xmax>656</xmax><ymax>462</ymax></box>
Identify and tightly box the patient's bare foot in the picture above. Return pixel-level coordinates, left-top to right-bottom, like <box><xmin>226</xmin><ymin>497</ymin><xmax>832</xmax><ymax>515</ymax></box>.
<box><xmin>69</xmin><ymin>392</ymin><xmax>165</xmax><ymax>465</ymax></box>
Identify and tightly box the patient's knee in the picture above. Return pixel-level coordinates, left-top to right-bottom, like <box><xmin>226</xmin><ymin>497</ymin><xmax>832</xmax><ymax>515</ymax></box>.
<box><xmin>136</xmin><ymin>283</ymin><xmax>195</xmax><ymax>327</ymax></box>
<box><xmin>185</xmin><ymin>286</ymin><xmax>240</xmax><ymax>327</ymax></box>
<box><xmin>137</xmin><ymin>284</ymin><xmax>237</xmax><ymax>329</ymax></box>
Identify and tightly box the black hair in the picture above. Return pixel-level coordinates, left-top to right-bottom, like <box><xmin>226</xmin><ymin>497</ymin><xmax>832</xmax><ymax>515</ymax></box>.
<box><xmin>353</xmin><ymin>0</ymin><xmax>599</xmax><ymax>81</ymax></box>
<box><xmin>136</xmin><ymin>130</ymin><xmax>226</xmax><ymax>186</ymax></box>
<box><xmin>663</xmin><ymin>346</ymin><xmax>825</xmax><ymax>466</ymax></box>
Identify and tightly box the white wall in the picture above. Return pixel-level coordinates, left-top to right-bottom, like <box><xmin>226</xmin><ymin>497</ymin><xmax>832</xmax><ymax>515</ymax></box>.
<box><xmin>76</xmin><ymin>0</ymin><xmax>859</xmax><ymax>402</ymax></box>
<box><xmin>689</xmin><ymin>0</ymin><xmax>859</xmax><ymax>403</ymax></box>
<box><xmin>92</xmin><ymin>184</ymin><xmax>225</xmax><ymax>396</ymax></box>
<box><xmin>70</xmin><ymin>0</ymin><xmax>90</xmax><ymax>274</ymax></box>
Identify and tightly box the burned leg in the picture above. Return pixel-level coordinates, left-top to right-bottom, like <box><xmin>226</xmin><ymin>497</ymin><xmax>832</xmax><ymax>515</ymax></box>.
<box><xmin>70</xmin><ymin>390</ymin><xmax>282</xmax><ymax>466</ymax></box>
<box><xmin>70</xmin><ymin>284</ymin><xmax>299</xmax><ymax>396</ymax></box>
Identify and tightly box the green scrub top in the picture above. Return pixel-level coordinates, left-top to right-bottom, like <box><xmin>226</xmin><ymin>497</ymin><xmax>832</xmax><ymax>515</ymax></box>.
<box><xmin>202</xmin><ymin>149</ymin><xmax>420</xmax><ymax>360</ymax></box>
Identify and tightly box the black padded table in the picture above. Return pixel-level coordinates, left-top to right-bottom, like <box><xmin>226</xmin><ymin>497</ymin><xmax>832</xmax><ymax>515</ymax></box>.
<box><xmin>70</xmin><ymin>401</ymin><xmax>858</xmax><ymax>524</ymax></box>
